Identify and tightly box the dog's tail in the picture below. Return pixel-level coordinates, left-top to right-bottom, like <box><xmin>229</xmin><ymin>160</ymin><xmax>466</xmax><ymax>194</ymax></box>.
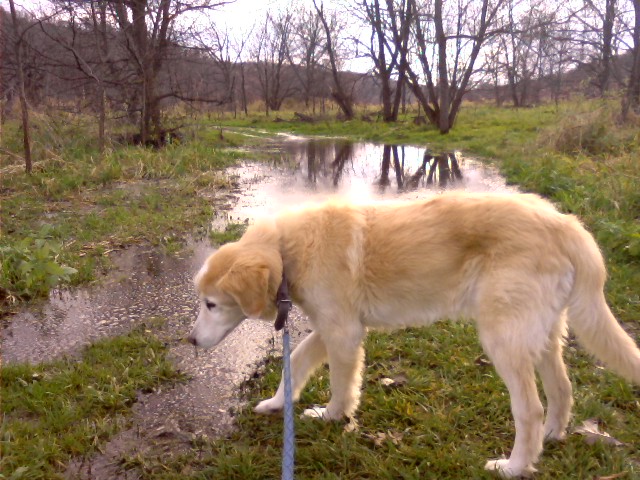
<box><xmin>564</xmin><ymin>218</ymin><xmax>640</xmax><ymax>385</ymax></box>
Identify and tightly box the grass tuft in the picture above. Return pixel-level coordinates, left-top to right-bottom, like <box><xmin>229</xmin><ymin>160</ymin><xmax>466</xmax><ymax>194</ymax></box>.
<box><xmin>209</xmin><ymin>222</ymin><xmax>248</xmax><ymax>246</ymax></box>
<box><xmin>2</xmin><ymin>100</ymin><xmax>638</xmax><ymax>478</ymax></box>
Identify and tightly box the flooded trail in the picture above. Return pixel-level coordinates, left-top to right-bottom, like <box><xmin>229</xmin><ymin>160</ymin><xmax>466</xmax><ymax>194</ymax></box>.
<box><xmin>2</xmin><ymin>241</ymin><xmax>209</xmax><ymax>365</ymax></box>
<box><xmin>1</xmin><ymin>137</ymin><xmax>514</xmax><ymax>479</ymax></box>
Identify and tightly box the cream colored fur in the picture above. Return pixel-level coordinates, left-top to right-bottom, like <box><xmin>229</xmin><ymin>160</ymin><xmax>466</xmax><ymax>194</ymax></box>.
<box><xmin>188</xmin><ymin>192</ymin><xmax>640</xmax><ymax>478</ymax></box>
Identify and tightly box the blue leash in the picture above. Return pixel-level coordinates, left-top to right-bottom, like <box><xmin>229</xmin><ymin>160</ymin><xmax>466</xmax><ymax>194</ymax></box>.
<box><xmin>275</xmin><ymin>272</ymin><xmax>294</xmax><ymax>480</ymax></box>
<box><xmin>281</xmin><ymin>320</ymin><xmax>295</xmax><ymax>480</ymax></box>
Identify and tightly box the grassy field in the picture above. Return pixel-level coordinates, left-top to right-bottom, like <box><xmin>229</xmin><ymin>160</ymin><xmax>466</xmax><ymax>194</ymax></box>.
<box><xmin>1</xmin><ymin>324</ymin><xmax>185</xmax><ymax>479</ymax></box>
<box><xmin>1</xmin><ymin>100</ymin><xmax>639</xmax><ymax>479</ymax></box>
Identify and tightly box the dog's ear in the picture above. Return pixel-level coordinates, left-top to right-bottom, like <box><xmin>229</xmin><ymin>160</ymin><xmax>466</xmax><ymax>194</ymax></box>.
<box><xmin>217</xmin><ymin>253</ymin><xmax>279</xmax><ymax>319</ymax></box>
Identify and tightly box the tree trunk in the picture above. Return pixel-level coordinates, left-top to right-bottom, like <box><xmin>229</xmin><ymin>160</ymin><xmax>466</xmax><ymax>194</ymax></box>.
<box><xmin>599</xmin><ymin>0</ymin><xmax>616</xmax><ymax>95</ymax></box>
<box><xmin>240</xmin><ymin>63</ymin><xmax>248</xmax><ymax>116</ymax></box>
<box><xmin>434</xmin><ymin>0</ymin><xmax>451</xmax><ymax>133</ymax></box>
<box><xmin>623</xmin><ymin>0</ymin><xmax>640</xmax><ymax>119</ymax></box>
<box><xmin>98</xmin><ymin>87</ymin><xmax>105</xmax><ymax>153</ymax></box>
<box><xmin>386</xmin><ymin>0</ymin><xmax>413</xmax><ymax>121</ymax></box>
<box><xmin>379</xmin><ymin>144</ymin><xmax>391</xmax><ymax>187</ymax></box>
<box><xmin>313</xmin><ymin>0</ymin><xmax>354</xmax><ymax>120</ymax></box>
<box><xmin>405</xmin><ymin>9</ymin><xmax>438</xmax><ymax>124</ymax></box>
<box><xmin>8</xmin><ymin>0</ymin><xmax>32</xmax><ymax>173</ymax></box>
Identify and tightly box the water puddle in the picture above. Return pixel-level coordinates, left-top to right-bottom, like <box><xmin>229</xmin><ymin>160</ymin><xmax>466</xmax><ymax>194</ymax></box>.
<box><xmin>2</xmin><ymin>240</ymin><xmax>209</xmax><ymax>364</ymax></box>
<box><xmin>223</xmin><ymin>139</ymin><xmax>514</xmax><ymax>224</ymax></box>
<box><xmin>2</xmin><ymin>136</ymin><xmax>513</xmax><ymax>478</ymax></box>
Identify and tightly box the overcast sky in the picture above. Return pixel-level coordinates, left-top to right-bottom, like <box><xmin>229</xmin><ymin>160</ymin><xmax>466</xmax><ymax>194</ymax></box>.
<box><xmin>9</xmin><ymin>0</ymin><xmax>339</xmax><ymax>31</ymax></box>
<box><xmin>8</xmin><ymin>0</ymin><xmax>372</xmax><ymax>72</ymax></box>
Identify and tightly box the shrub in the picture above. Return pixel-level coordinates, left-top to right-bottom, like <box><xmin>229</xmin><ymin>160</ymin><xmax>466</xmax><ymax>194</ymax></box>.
<box><xmin>0</xmin><ymin>225</ymin><xmax>77</xmax><ymax>302</ymax></box>
<box><xmin>539</xmin><ymin>102</ymin><xmax>633</xmax><ymax>157</ymax></box>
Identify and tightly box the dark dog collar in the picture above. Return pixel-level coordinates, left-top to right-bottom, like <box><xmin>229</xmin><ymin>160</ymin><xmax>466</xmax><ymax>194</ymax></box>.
<box><xmin>274</xmin><ymin>271</ymin><xmax>292</xmax><ymax>331</ymax></box>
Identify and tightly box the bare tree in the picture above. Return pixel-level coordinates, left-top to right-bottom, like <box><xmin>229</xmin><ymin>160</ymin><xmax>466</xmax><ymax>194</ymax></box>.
<box><xmin>38</xmin><ymin>0</ymin><xmax>115</xmax><ymax>152</ymax></box>
<box><xmin>104</xmin><ymin>0</ymin><xmax>231</xmax><ymax>143</ymax></box>
<box><xmin>252</xmin><ymin>11</ymin><xmax>297</xmax><ymax>114</ymax></box>
<box><xmin>623</xmin><ymin>0</ymin><xmax>640</xmax><ymax>118</ymax></box>
<box><xmin>541</xmin><ymin>17</ymin><xmax>574</xmax><ymax>105</ymax></box>
<box><xmin>358</xmin><ymin>0</ymin><xmax>413</xmax><ymax>122</ymax></box>
<box><xmin>406</xmin><ymin>0</ymin><xmax>507</xmax><ymax>133</ymax></box>
<box><xmin>6</xmin><ymin>0</ymin><xmax>32</xmax><ymax>172</ymax></box>
<box><xmin>482</xmin><ymin>44</ymin><xmax>505</xmax><ymax>105</ymax></box>
<box><xmin>288</xmin><ymin>5</ymin><xmax>326</xmax><ymax>111</ymax></box>
<box><xmin>189</xmin><ymin>23</ymin><xmax>252</xmax><ymax>117</ymax></box>
<box><xmin>384</xmin><ymin>0</ymin><xmax>414</xmax><ymax>120</ymax></box>
<box><xmin>570</xmin><ymin>0</ymin><xmax>623</xmax><ymax>96</ymax></box>
<box><xmin>495</xmin><ymin>1</ymin><xmax>559</xmax><ymax>106</ymax></box>
<box><xmin>313</xmin><ymin>0</ymin><xmax>355</xmax><ymax>119</ymax></box>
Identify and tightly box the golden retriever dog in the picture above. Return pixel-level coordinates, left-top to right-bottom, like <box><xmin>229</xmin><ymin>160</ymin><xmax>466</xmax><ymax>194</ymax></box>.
<box><xmin>188</xmin><ymin>192</ymin><xmax>640</xmax><ymax>477</ymax></box>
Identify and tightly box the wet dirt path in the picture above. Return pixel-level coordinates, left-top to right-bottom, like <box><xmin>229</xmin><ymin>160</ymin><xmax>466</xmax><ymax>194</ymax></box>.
<box><xmin>1</xmin><ymin>137</ymin><xmax>514</xmax><ymax>479</ymax></box>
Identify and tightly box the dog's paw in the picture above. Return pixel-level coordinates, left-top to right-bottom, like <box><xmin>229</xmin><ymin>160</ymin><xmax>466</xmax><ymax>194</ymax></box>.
<box><xmin>301</xmin><ymin>405</ymin><xmax>346</xmax><ymax>421</ymax></box>
<box><xmin>301</xmin><ymin>406</ymin><xmax>327</xmax><ymax>419</ymax></box>
<box><xmin>254</xmin><ymin>397</ymin><xmax>283</xmax><ymax>415</ymax></box>
<box><xmin>484</xmin><ymin>459</ymin><xmax>536</xmax><ymax>478</ymax></box>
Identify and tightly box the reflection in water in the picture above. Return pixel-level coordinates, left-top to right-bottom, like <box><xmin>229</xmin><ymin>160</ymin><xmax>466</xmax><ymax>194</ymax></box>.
<box><xmin>424</xmin><ymin>152</ymin><xmax>464</xmax><ymax>188</ymax></box>
<box><xmin>281</xmin><ymin>139</ymin><xmax>466</xmax><ymax>194</ymax></box>
<box><xmin>228</xmin><ymin>138</ymin><xmax>514</xmax><ymax>225</ymax></box>
<box><xmin>302</xmin><ymin>140</ymin><xmax>354</xmax><ymax>187</ymax></box>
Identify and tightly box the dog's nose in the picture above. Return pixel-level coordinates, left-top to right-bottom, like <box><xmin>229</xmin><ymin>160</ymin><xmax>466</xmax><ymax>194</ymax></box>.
<box><xmin>187</xmin><ymin>334</ymin><xmax>197</xmax><ymax>346</ymax></box>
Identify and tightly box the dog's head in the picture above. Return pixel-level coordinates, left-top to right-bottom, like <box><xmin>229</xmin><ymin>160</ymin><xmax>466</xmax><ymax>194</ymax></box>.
<box><xmin>187</xmin><ymin>242</ymin><xmax>282</xmax><ymax>349</ymax></box>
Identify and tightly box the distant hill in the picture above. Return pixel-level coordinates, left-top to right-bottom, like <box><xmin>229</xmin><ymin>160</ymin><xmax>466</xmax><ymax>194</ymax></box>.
<box><xmin>467</xmin><ymin>52</ymin><xmax>633</xmax><ymax>105</ymax></box>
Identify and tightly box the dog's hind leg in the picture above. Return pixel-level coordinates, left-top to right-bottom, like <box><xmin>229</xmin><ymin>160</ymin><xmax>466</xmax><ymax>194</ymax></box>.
<box><xmin>255</xmin><ymin>331</ymin><xmax>328</xmax><ymax>414</ymax></box>
<box><xmin>536</xmin><ymin>317</ymin><xmax>573</xmax><ymax>441</ymax></box>
<box><xmin>480</xmin><ymin>323</ymin><xmax>545</xmax><ymax>478</ymax></box>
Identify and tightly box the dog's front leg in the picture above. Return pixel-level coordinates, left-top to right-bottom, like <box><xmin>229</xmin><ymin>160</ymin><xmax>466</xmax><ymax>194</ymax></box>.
<box><xmin>304</xmin><ymin>322</ymin><xmax>366</xmax><ymax>420</ymax></box>
<box><xmin>255</xmin><ymin>331</ymin><xmax>328</xmax><ymax>414</ymax></box>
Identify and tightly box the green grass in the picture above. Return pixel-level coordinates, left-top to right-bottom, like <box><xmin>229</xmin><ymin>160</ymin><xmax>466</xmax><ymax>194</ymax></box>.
<box><xmin>209</xmin><ymin>222</ymin><xmax>248</xmax><ymax>245</ymax></box>
<box><xmin>0</xmin><ymin>324</ymin><xmax>185</xmax><ymax>479</ymax></box>
<box><xmin>130</xmin><ymin>325</ymin><xmax>640</xmax><ymax>479</ymax></box>
<box><xmin>218</xmin><ymin>102</ymin><xmax>559</xmax><ymax>154</ymax></box>
<box><xmin>1</xmin><ymin>120</ymin><xmax>242</xmax><ymax>314</ymax></box>
<box><xmin>2</xmin><ymin>100</ymin><xmax>639</xmax><ymax>478</ymax></box>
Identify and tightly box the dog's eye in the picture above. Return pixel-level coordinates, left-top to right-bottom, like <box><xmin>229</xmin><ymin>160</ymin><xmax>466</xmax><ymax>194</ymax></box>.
<box><xmin>204</xmin><ymin>300</ymin><xmax>216</xmax><ymax>310</ymax></box>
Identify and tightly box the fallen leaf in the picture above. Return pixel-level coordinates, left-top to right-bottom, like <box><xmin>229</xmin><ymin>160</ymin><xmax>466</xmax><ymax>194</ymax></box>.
<box><xmin>387</xmin><ymin>430</ymin><xmax>404</xmax><ymax>444</ymax></box>
<box><xmin>364</xmin><ymin>430</ymin><xmax>404</xmax><ymax>446</ymax></box>
<box><xmin>380</xmin><ymin>373</ymin><xmax>408</xmax><ymax>387</ymax></box>
<box><xmin>595</xmin><ymin>472</ymin><xmax>627</xmax><ymax>480</ymax></box>
<box><xmin>572</xmin><ymin>419</ymin><xmax>624</xmax><ymax>446</ymax></box>
<box><xmin>474</xmin><ymin>355</ymin><xmax>492</xmax><ymax>367</ymax></box>
<box><xmin>367</xmin><ymin>432</ymin><xmax>388</xmax><ymax>447</ymax></box>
